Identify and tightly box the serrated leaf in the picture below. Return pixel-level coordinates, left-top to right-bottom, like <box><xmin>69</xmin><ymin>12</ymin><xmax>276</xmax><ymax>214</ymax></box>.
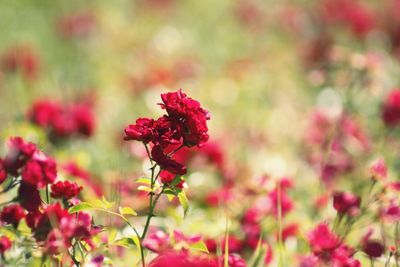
<box><xmin>135</xmin><ymin>177</ymin><xmax>151</xmax><ymax>184</ymax></box>
<box><xmin>119</xmin><ymin>206</ymin><xmax>137</xmax><ymax>216</ymax></box>
<box><xmin>178</xmin><ymin>191</ymin><xmax>189</xmax><ymax>217</ymax></box>
<box><xmin>190</xmin><ymin>240</ymin><xmax>209</xmax><ymax>253</ymax></box>
<box><xmin>137</xmin><ymin>185</ymin><xmax>153</xmax><ymax>192</ymax></box>
<box><xmin>68</xmin><ymin>202</ymin><xmax>93</xmax><ymax>213</ymax></box>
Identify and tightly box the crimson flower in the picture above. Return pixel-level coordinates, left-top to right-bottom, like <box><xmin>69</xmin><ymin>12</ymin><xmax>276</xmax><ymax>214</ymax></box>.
<box><xmin>3</xmin><ymin>137</ymin><xmax>37</xmax><ymax>176</ymax></box>
<box><xmin>151</xmin><ymin>145</ymin><xmax>186</xmax><ymax>175</ymax></box>
<box><xmin>0</xmin><ymin>204</ymin><xmax>26</xmax><ymax>228</ymax></box>
<box><xmin>17</xmin><ymin>182</ymin><xmax>42</xmax><ymax>212</ymax></box>
<box><xmin>333</xmin><ymin>191</ymin><xmax>361</xmax><ymax>216</ymax></box>
<box><xmin>22</xmin><ymin>152</ymin><xmax>57</xmax><ymax>188</ymax></box>
<box><xmin>124</xmin><ymin>118</ymin><xmax>155</xmax><ymax>143</ymax></box>
<box><xmin>0</xmin><ymin>236</ymin><xmax>11</xmax><ymax>255</ymax></box>
<box><xmin>51</xmin><ymin>180</ymin><xmax>82</xmax><ymax>199</ymax></box>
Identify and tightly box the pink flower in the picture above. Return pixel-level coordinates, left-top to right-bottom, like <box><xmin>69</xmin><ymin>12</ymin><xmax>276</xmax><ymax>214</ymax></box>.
<box><xmin>0</xmin><ymin>204</ymin><xmax>26</xmax><ymax>228</ymax></box>
<box><xmin>0</xmin><ymin>236</ymin><xmax>11</xmax><ymax>254</ymax></box>
<box><xmin>308</xmin><ymin>223</ymin><xmax>340</xmax><ymax>255</ymax></box>
<box><xmin>370</xmin><ymin>158</ymin><xmax>387</xmax><ymax>180</ymax></box>
<box><xmin>143</xmin><ymin>229</ymin><xmax>170</xmax><ymax>253</ymax></box>
<box><xmin>51</xmin><ymin>180</ymin><xmax>82</xmax><ymax>199</ymax></box>
<box><xmin>149</xmin><ymin>250</ymin><xmax>218</xmax><ymax>267</ymax></box>
<box><xmin>333</xmin><ymin>191</ymin><xmax>361</xmax><ymax>216</ymax></box>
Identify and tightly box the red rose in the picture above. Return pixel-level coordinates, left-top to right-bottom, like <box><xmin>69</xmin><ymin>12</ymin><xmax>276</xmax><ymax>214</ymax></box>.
<box><xmin>51</xmin><ymin>180</ymin><xmax>82</xmax><ymax>199</ymax></box>
<box><xmin>22</xmin><ymin>152</ymin><xmax>57</xmax><ymax>188</ymax></box>
<box><xmin>151</xmin><ymin>145</ymin><xmax>186</xmax><ymax>175</ymax></box>
<box><xmin>0</xmin><ymin>204</ymin><xmax>26</xmax><ymax>228</ymax></box>
<box><xmin>124</xmin><ymin>118</ymin><xmax>155</xmax><ymax>143</ymax></box>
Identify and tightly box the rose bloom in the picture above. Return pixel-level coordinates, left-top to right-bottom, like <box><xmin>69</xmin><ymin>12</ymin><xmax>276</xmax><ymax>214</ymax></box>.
<box><xmin>51</xmin><ymin>180</ymin><xmax>82</xmax><ymax>199</ymax></box>
<box><xmin>22</xmin><ymin>152</ymin><xmax>57</xmax><ymax>188</ymax></box>
<box><xmin>0</xmin><ymin>204</ymin><xmax>26</xmax><ymax>228</ymax></box>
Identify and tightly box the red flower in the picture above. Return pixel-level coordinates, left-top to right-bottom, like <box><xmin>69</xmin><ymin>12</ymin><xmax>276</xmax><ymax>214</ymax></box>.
<box><xmin>382</xmin><ymin>89</ymin><xmax>400</xmax><ymax>127</ymax></box>
<box><xmin>151</xmin><ymin>145</ymin><xmax>186</xmax><ymax>175</ymax></box>
<box><xmin>124</xmin><ymin>118</ymin><xmax>155</xmax><ymax>143</ymax></box>
<box><xmin>221</xmin><ymin>235</ymin><xmax>244</xmax><ymax>253</ymax></box>
<box><xmin>143</xmin><ymin>229</ymin><xmax>170</xmax><ymax>253</ymax></box>
<box><xmin>0</xmin><ymin>204</ymin><xmax>26</xmax><ymax>228</ymax></box>
<box><xmin>72</xmin><ymin>103</ymin><xmax>95</xmax><ymax>137</ymax></box>
<box><xmin>27</xmin><ymin>203</ymin><xmax>71</xmax><ymax>241</ymax></box>
<box><xmin>362</xmin><ymin>240</ymin><xmax>384</xmax><ymax>258</ymax></box>
<box><xmin>333</xmin><ymin>191</ymin><xmax>361</xmax><ymax>216</ymax></box>
<box><xmin>0</xmin><ymin>236</ymin><xmax>11</xmax><ymax>254</ymax></box>
<box><xmin>149</xmin><ymin>250</ymin><xmax>218</xmax><ymax>267</ymax></box>
<box><xmin>51</xmin><ymin>180</ymin><xmax>82</xmax><ymax>199</ymax></box>
<box><xmin>28</xmin><ymin>100</ymin><xmax>96</xmax><ymax>139</ymax></box>
<box><xmin>308</xmin><ymin>223</ymin><xmax>340</xmax><ymax>255</ymax></box>
<box><xmin>0</xmin><ymin>159</ymin><xmax>7</xmax><ymax>184</ymax></box>
<box><xmin>17</xmin><ymin>182</ymin><xmax>42</xmax><ymax>212</ymax></box>
<box><xmin>22</xmin><ymin>152</ymin><xmax>57</xmax><ymax>188</ymax></box>
<box><xmin>1</xmin><ymin>44</ymin><xmax>40</xmax><ymax>80</ymax></box>
<box><xmin>3</xmin><ymin>137</ymin><xmax>37</xmax><ymax>176</ymax></box>
<box><xmin>152</xmin><ymin>115</ymin><xmax>183</xmax><ymax>147</ymax></box>
<box><xmin>160</xmin><ymin>89</ymin><xmax>210</xmax><ymax>147</ymax></box>
<box><xmin>28</xmin><ymin>100</ymin><xmax>61</xmax><ymax>127</ymax></box>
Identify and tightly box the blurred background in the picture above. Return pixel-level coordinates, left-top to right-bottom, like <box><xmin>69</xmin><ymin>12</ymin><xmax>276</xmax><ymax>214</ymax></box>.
<box><xmin>1</xmin><ymin>0</ymin><xmax>400</xmax><ymax>265</ymax></box>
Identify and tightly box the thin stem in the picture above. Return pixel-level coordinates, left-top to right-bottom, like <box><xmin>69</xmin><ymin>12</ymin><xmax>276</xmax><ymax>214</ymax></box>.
<box><xmin>395</xmin><ymin>222</ymin><xmax>399</xmax><ymax>267</ymax></box>
<box><xmin>141</xmin><ymin>187</ymin><xmax>165</xmax><ymax>240</ymax></box>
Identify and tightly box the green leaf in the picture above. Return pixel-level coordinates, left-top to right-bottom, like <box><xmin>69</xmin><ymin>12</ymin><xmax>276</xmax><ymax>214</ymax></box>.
<box><xmin>135</xmin><ymin>177</ymin><xmax>151</xmax><ymax>184</ymax></box>
<box><xmin>113</xmin><ymin>237</ymin><xmax>139</xmax><ymax>248</ymax></box>
<box><xmin>119</xmin><ymin>206</ymin><xmax>137</xmax><ymax>216</ymax></box>
<box><xmin>170</xmin><ymin>175</ymin><xmax>183</xmax><ymax>187</ymax></box>
<box><xmin>68</xmin><ymin>202</ymin><xmax>93</xmax><ymax>213</ymax></box>
<box><xmin>190</xmin><ymin>240</ymin><xmax>209</xmax><ymax>253</ymax></box>
<box><xmin>137</xmin><ymin>185</ymin><xmax>153</xmax><ymax>192</ymax></box>
<box><xmin>177</xmin><ymin>191</ymin><xmax>189</xmax><ymax>217</ymax></box>
<box><xmin>102</xmin><ymin>196</ymin><xmax>115</xmax><ymax>209</ymax></box>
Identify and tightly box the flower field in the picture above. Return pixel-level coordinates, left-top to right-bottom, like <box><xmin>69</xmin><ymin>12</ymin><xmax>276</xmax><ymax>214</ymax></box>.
<box><xmin>1</xmin><ymin>0</ymin><xmax>400</xmax><ymax>266</ymax></box>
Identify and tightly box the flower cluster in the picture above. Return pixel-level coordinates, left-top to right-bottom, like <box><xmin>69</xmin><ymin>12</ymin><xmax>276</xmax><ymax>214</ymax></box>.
<box><xmin>0</xmin><ymin>136</ymin><xmax>98</xmax><ymax>262</ymax></box>
<box><xmin>27</xmin><ymin>100</ymin><xmax>95</xmax><ymax>140</ymax></box>
<box><xmin>124</xmin><ymin>89</ymin><xmax>210</xmax><ymax>179</ymax></box>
